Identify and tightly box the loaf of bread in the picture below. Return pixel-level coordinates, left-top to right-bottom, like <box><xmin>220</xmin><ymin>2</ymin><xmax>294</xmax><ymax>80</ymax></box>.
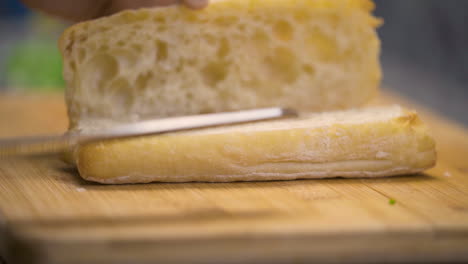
<box><xmin>74</xmin><ymin>106</ymin><xmax>436</xmax><ymax>184</ymax></box>
<box><xmin>59</xmin><ymin>0</ymin><xmax>382</xmax><ymax>129</ymax></box>
<box><xmin>60</xmin><ymin>0</ymin><xmax>434</xmax><ymax>184</ymax></box>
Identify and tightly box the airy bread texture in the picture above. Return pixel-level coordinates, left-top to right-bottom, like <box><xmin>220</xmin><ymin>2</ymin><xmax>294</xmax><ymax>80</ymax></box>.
<box><xmin>75</xmin><ymin>106</ymin><xmax>436</xmax><ymax>184</ymax></box>
<box><xmin>59</xmin><ymin>0</ymin><xmax>382</xmax><ymax>129</ymax></box>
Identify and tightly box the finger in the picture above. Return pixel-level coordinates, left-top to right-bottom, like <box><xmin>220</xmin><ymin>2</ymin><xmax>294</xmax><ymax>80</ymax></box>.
<box><xmin>183</xmin><ymin>0</ymin><xmax>209</xmax><ymax>9</ymax></box>
<box><xmin>103</xmin><ymin>0</ymin><xmax>208</xmax><ymax>17</ymax></box>
<box><xmin>103</xmin><ymin>0</ymin><xmax>179</xmax><ymax>16</ymax></box>
<box><xmin>21</xmin><ymin>0</ymin><xmax>109</xmax><ymax>21</ymax></box>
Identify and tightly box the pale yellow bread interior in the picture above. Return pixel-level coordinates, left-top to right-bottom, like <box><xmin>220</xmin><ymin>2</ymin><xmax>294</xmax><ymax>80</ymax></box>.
<box><xmin>75</xmin><ymin>106</ymin><xmax>436</xmax><ymax>184</ymax></box>
<box><xmin>59</xmin><ymin>0</ymin><xmax>382</xmax><ymax>130</ymax></box>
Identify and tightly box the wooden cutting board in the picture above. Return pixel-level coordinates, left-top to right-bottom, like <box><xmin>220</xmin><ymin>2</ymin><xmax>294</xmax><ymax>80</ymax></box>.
<box><xmin>0</xmin><ymin>92</ymin><xmax>467</xmax><ymax>264</ymax></box>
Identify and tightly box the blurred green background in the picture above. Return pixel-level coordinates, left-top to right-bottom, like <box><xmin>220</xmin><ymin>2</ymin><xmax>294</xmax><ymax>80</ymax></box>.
<box><xmin>0</xmin><ymin>2</ymin><xmax>67</xmax><ymax>92</ymax></box>
<box><xmin>6</xmin><ymin>36</ymin><xmax>64</xmax><ymax>90</ymax></box>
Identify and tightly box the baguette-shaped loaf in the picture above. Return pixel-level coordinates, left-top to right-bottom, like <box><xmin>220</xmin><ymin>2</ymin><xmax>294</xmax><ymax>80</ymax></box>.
<box><xmin>59</xmin><ymin>0</ymin><xmax>381</xmax><ymax>129</ymax></box>
<box><xmin>75</xmin><ymin>106</ymin><xmax>436</xmax><ymax>184</ymax></box>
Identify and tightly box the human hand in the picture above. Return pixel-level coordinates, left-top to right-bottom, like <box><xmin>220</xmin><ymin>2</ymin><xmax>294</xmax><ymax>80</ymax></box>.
<box><xmin>21</xmin><ymin>0</ymin><xmax>209</xmax><ymax>22</ymax></box>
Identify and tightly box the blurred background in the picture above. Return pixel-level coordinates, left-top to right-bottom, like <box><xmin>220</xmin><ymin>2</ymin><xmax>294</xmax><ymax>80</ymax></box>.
<box><xmin>0</xmin><ymin>0</ymin><xmax>66</xmax><ymax>92</ymax></box>
<box><xmin>0</xmin><ymin>0</ymin><xmax>467</xmax><ymax>124</ymax></box>
<box><xmin>374</xmin><ymin>0</ymin><xmax>468</xmax><ymax>125</ymax></box>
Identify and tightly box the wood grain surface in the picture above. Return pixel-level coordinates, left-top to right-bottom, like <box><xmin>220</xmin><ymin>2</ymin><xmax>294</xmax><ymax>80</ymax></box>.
<box><xmin>0</xmin><ymin>91</ymin><xmax>467</xmax><ymax>264</ymax></box>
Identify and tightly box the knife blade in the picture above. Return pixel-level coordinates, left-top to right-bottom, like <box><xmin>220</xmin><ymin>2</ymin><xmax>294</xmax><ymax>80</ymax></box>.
<box><xmin>0</xmin><ymin>107</ymin><xmax>297</xmax><ymax>158</ymax></box>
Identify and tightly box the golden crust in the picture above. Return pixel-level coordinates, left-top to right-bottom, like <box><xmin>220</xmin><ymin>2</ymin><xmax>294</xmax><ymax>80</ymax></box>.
<box><xmin>75</xmin><ymin>106</ymin><xmax>436</xmax><ymax>184</ymax></box>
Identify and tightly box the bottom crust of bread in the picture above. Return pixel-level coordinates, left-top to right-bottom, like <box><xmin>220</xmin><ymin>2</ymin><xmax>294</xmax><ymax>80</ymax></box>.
<box><xmin>85</xmin><ymin>163</ymin><xmax>434</xmax><ymax>184</ymax></box>
<box><xmin>74</xmin><ymin>106</ymin><xmax>436</xmax><ymax>184</ymax></box>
